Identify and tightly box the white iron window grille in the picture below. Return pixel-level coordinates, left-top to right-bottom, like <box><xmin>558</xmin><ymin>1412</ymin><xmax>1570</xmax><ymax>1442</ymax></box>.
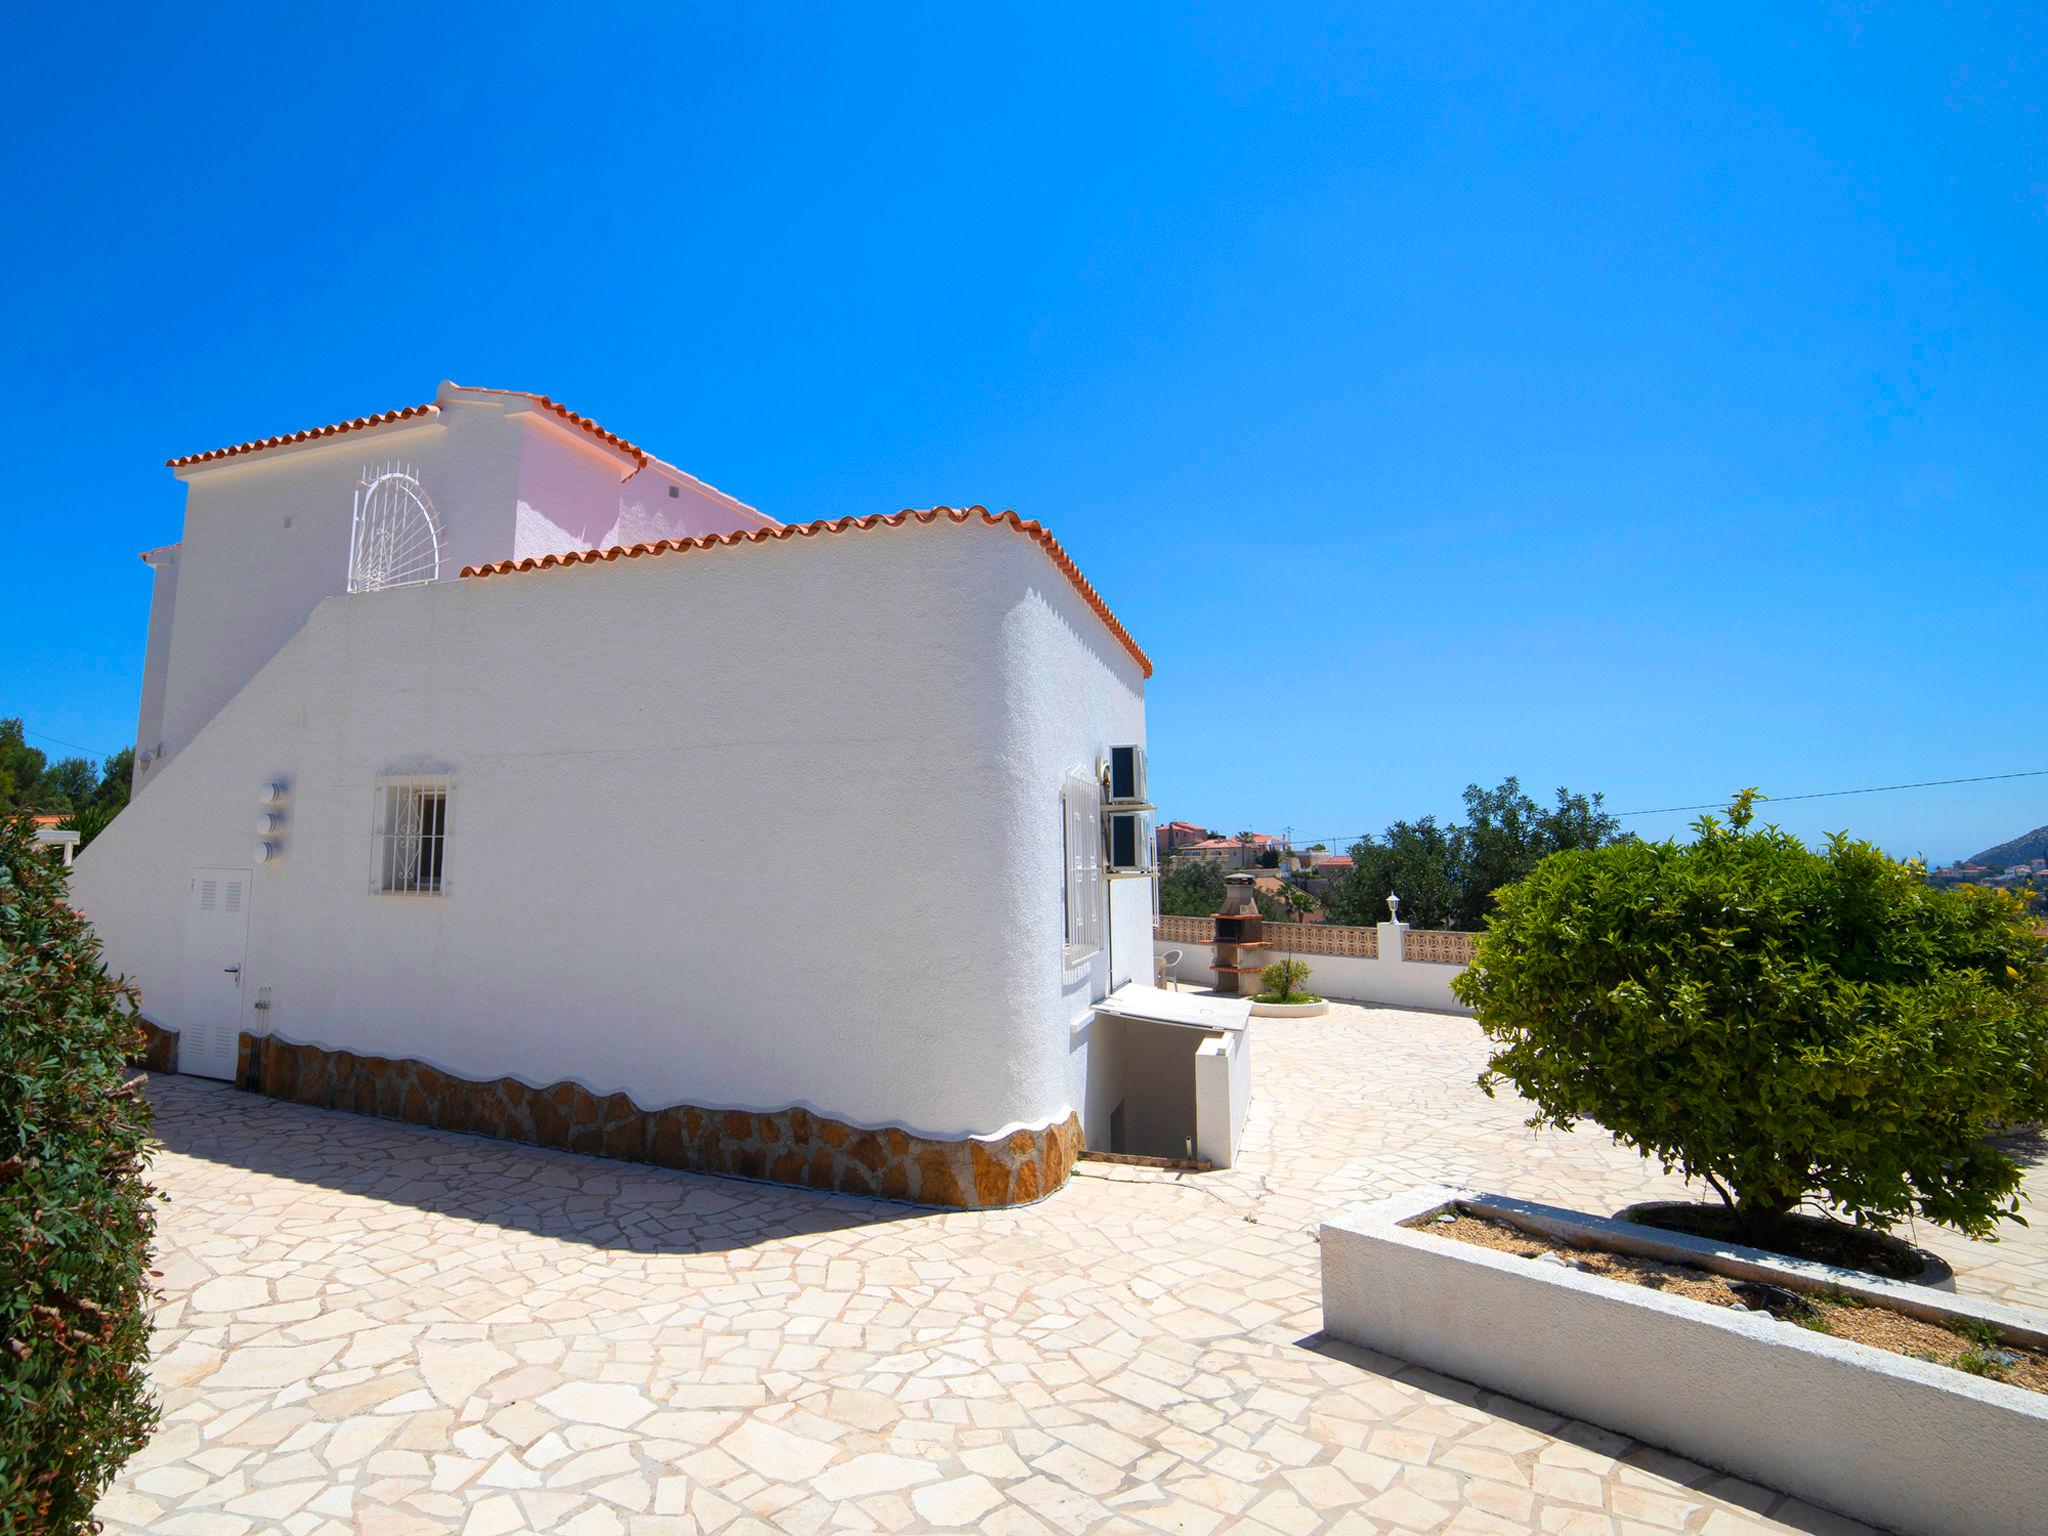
<box><xmin>1062</xmin><ymin>772</ymin><xmax>1105</xmax><ymax>958</ymax></box>
<box><xmin>372</xmin><ymin>778</ymin><xmax>450</xmax><ymax>895</ymax></box>
<box><xmin>348</xmin><ymin>463</ymin><xmax>444</xmax><ymax>593</ymax></box>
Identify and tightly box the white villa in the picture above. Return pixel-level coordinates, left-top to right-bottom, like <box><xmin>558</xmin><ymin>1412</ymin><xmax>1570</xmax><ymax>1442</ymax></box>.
<box><xmin>74</xmin><ymin>381</ymin><xmax>1250</xmax><ymax>1206</ymax></box>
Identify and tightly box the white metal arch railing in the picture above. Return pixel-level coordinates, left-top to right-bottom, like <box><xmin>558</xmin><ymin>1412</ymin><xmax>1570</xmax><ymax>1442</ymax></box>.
<box><xmin>348</xmin><ymin>463</ymin><xmax>444</xmax><ymax>593</ymax></box>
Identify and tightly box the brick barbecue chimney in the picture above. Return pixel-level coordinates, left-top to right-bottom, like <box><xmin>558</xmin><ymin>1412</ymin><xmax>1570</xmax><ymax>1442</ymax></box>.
<box><xmin>1210</xmin><ymin>873</ymin><xmax>1267</xmax><ymax>995</ymax></box>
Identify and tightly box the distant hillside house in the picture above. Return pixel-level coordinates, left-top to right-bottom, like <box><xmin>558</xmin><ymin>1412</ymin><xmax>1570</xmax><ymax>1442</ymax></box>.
<box><xmin>1177</xmin><ymin>833</ymin><xmax>1279</xmax><ymax>870</ymax></box>
<box><xmin>72</xmin><ymin>381</ymin><xmax>1171</xmax><ymax>1207</ymax></box>
<box><xmin>1155</xmin><ymin>819</ymin><xmax>1213</xmax><ymax>862</ymax></box>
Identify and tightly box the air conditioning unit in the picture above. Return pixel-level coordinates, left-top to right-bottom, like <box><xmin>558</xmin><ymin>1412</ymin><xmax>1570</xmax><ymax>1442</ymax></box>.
<box><xmin>1107</xmin><ymin>809</ymin><xmax>1153</xmax><ymax>873</ymax></box>
<box><xmin>1107</xmin><ymin>744</ymin><xmax>1147</xmax><ymax>805</ymax></box>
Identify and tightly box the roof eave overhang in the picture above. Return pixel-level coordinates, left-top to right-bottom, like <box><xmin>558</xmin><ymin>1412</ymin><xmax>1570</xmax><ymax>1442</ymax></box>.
<box><xmin>496</xmin><ymin>396</ymin><xmax>646</xmax><ymax>480</ymax></box>
<box><xmin>170</xmin><ymin>410</ymin><xmax>445</xmax><ymax>481</ymax></box>
<box><xmin>459</xmin><ymin>506</ymin><xmax>1153</xmax><ymax>679</ymax></box>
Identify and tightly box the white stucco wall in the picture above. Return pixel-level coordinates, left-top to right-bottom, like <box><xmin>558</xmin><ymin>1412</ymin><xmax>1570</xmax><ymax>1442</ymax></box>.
<box><xmin>1192</xmin><ymin>1027</ymin><xmax>1249</xmax><ymax>1169</ymax></box>
<box><xmin>985</xmin><ymin>540</ymin><xmax>1151</xmax><ymax>1150</ymax></box>
<box><xmin>131</xmin><ymin>546</ymin><xmax>181</xmax><ymax>793</ymax></box>
<box><xmin>157</xmin><ymin>413</ymin><xmax>473</xmax><ymax>777</ymax></box>
<box><xmin>511</xmin><ymin>416</ymin><xmax>772</xmax><ymax>560</ymax></box>
<box><xmin>74</xmin><ymin>516</ymin><xmax>1149</xmax><ymax>1144</ymax></box>
<box><xmin>147</xmin><ymin>386</ymin><xmax>771</xmax><ymax>785</ymax></box>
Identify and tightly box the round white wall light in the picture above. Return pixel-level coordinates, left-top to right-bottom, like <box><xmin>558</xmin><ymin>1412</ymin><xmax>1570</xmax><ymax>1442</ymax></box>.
<box><xmin>262</xmin><ymin>780</ymin><xmax>287</xmax><ymax>806</ymax></box>
<box><xmin>254</xmin><ymin>841</ymin><xmax>279</xmax><ymax>865</ymax></box>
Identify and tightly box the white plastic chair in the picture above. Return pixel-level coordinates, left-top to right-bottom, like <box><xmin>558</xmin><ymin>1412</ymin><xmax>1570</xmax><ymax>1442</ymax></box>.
<box><xmin>1156</xmin><ymin>948</ymin><xmax>1184</xmax><ymax>991</ymax></box>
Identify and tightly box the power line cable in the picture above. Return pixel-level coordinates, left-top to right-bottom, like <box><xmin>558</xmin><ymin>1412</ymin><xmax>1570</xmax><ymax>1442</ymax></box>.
<box><xmin>1267</xmin><ymin>767</ymin><xmax>2048</xmax><ymax>843</ymax></box>
<box><xmin>1614</xmin><ymin>768</ymin><xmax>2048</xmax><ymax>818</ymax></box>
<box><xmin>11</xmin><ymin>724</ymin><xmax>121</xmax><ymax>761</ymax></box>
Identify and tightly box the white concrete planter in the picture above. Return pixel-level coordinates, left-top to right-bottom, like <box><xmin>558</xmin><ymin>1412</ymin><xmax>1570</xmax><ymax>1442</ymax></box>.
<box><xmin>1248</xmin><ymin>998</ymin><xmax>1329</xmax><ymax>1018</ymax></box>
<box><xmin>1321</xmin><ymin>1187</ymin><xmax>2048</xmax><ymax>1536</ymax></box>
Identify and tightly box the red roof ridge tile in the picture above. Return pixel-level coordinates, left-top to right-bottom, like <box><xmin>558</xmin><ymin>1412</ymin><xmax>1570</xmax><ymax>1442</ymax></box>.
<box><xmin>460</xmin><ymin>506</ymin><xmax>1152</xmax><ymax>678</ymax></box>
<box><xmin>168</xmin><ymin>382</ymin><xmax>777</xmax><ymax>526</ymax></box>
<box><xmin>168</xmin><ymin>403</ymin><xmax>438</xmax><ymax>467</ymax></box>
<box><xmin>165</xmin><ymin>384</ymin><xmax>653</xmax><ymax>476</ymax></box>
<box><xmin>448</xmin><ymin>385</ymin><xmax>649</xmax><ymax>471</ymax></box>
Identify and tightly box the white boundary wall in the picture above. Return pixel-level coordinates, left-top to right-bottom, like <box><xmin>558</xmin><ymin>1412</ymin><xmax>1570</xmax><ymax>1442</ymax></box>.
<box><xmin>1155</xmin><ymin>919</ymin><xmax>1469</xmax><ymax>1013</ymax></box>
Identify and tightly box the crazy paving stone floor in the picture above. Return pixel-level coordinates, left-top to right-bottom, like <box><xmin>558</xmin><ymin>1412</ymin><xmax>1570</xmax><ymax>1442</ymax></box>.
<box><xmin>100</xmin><ymin>1005</ymin><xmax>2046</xmax><ymax>1536</ymax></box>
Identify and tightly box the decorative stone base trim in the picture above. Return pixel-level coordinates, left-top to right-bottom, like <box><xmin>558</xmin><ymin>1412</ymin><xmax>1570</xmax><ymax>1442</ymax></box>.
<box><xmin>233</xmin><ymin>1033</ymin><xmax>1081</xmax><ymax>1209</ymax></box>
<box><xmin>131</xmin><ymin>1019</ymin><xmax>178</xmax><ymax>1074</ymax></box>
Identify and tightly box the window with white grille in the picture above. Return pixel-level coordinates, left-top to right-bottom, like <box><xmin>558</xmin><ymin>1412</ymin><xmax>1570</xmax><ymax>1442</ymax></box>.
<box><xmin>373</xmin><ymin>778</ymin><xmax>449</xmax><ymax>895</ymax></box>
<box><xmin>350</xmin><ymin>464</ymin><xmax>444</xmax><ymax>592</ymax></box>
<box><xmin>1062</xmin><ymin>774</ymin><xmax>1104</xmax><ymax>958</ymax></box>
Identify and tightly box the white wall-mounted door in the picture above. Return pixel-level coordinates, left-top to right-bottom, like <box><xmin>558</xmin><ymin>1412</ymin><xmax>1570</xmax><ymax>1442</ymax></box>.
<box><xmin>179</xmin><ymin>868</ymin><xmax>250</xmax><ymax>1080</ymax></box>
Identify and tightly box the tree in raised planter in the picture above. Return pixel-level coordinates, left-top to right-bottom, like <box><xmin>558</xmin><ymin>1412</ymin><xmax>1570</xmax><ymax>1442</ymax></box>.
<box><xmin>1</xmin><ymin>813</ymin><xmax>159</xmax><ymax>1531</ymax></box>
<box><xmin>1453</xmin><ymin>792</ymin><xmax>2048</xmax><ymax>1252</ymax></box>
<box><xmin>1257</xmin><ymin>958</ymin><xmax>1318</xmax><ymax>1005</ymax></box>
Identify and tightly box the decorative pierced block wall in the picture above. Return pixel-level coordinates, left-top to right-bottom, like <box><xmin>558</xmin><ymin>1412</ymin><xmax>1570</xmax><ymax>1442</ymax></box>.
<box><xmin>1157</xmin><ymin>917</ymin><xmax>1385</xmax><ymax>959</ymax></box>
<box><xmin>233</xmin><ymin>1034</ymin><xmax>1080</xmax><ymax>1209</ymax></box>
<box><xmin>1401</xmin><ymin>929</ymin><xmax>1474</xmax><ymax>965</ymax></box>
<box><xmin>1155</xmin><ymin>918</ymin><xmax>1477</xmax><ymax>964</ymax></box>
<box><xmin>1275</xmin><ymin>923</ymin><xmax>1379</xmax><ymax>959</ymax></box>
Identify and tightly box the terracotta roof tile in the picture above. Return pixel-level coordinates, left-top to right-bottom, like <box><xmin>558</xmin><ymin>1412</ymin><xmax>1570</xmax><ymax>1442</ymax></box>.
<box><xmin>164</xmin><ymin>385</ymin><xmax>651</xmax><ymax>473</ymax></box>
<box><xmin>461</xmin><ymin>505</ymin><xmax>1152</xmax><ymax>679</ymax></box>
<box><xmin>459</xmin><ymin>387</ymin><xmax>649</xmax><ymax>471</ymax></box>
<box><xmin>168</xmin><ymin>404</ymin><xmax>438</xmax><ymax>467</ymax></box>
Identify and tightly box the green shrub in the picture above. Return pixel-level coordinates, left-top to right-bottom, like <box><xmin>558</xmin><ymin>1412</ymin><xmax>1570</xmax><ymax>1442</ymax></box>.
<box><xmin>1258</xmin><ymin>958</ymin><xmax>1316</xmax><ymax>1003</ymax></box>
<box><xmin>1</xmin><ymin>813</ymin><xmax>159</xmax><ymax>1532</ymax></box>
<box><xmin>1452</xmin><ymin>798</ymin><xmax>2048</xmax><ymax>1242</ymax></box>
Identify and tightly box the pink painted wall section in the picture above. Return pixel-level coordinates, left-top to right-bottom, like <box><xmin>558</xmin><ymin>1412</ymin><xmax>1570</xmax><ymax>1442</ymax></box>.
<box><xmin>511</xmin><ymin>420</ymin><xmax>769</xmax><ymax>561</ymax></box>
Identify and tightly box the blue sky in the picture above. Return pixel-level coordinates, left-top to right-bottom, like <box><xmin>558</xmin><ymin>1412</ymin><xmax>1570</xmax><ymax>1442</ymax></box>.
<box><xmin>3</xmin><ymin>5</ymin><xmax>2041</xmax><ymax>863</ymax></box>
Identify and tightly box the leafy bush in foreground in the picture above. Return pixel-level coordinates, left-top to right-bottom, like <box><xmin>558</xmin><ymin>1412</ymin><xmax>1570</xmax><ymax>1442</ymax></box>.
<box><xmin>1453</xmin><ymin>797</ymin><xmax>2048</xmax><ymax>1241</ymax></box>
<box><xmin>1</xmin><ymin>813</ymin><xmax>158</xmax><ymax>1533</ymax></box>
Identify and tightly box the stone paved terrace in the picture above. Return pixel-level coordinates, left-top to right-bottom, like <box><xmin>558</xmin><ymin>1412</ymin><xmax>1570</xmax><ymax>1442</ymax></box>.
<box><xmin>100</xmin><ymin>1005</ymin><xmax>2047</xmax><ymax>1536</ymax></box>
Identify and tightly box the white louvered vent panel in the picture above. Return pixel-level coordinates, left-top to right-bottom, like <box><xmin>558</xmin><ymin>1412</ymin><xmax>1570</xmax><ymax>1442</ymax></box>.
<box><xmin>199</xmin><ymin>879</ymin><xmax>218</xmax><ymax>912</ymax></box>
<box><xmin>225</xmin><ymin>880</ymin><xmax>242</xmax><ymax>914</ymax></box>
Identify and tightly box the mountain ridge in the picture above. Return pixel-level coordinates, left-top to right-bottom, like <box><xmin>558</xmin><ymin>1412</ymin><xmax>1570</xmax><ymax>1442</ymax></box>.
<box><xmin>1964</xmin><ymin>823</ymin><xmax>2048</xmax><ymax>869</ymax></box>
